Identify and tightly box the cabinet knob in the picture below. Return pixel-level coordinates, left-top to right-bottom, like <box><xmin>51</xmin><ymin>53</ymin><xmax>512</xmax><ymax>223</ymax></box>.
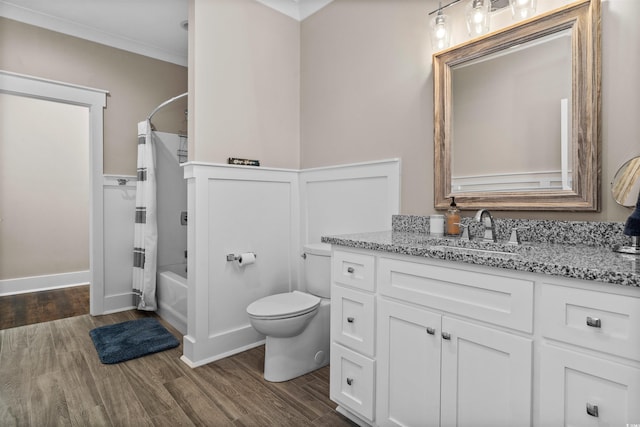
<box><xmin>586</xmin><ymin>316</ymin><xmax>601</xmax><ymax>328</ymax></box>
<box><xmin>426</xmin><ymin>327</ymin><xmax>436</xmax><ymax>335</ymax></box>
<box><xmin>442</xmin><ymin>332</ymin><xmax>451</xmax><ymax>340</ymax></box>
<box><xmin>347</xmin><ymin>317</ymin><xmax>355</xmax><ymax>323</ymax></box>
<box><xmin>586</xmin><ymin>403</ymin><xmax>599</xmax><ymax>417</ymax></box>
<box><xmin>346</xmin><ymin>377</ymin><xmax>354</xmax><ymax>386</ymax></box>
<box><xmin>347</xmin><ymin>267</ymin><xmax>355</xmax><ymax>274</ymax></box>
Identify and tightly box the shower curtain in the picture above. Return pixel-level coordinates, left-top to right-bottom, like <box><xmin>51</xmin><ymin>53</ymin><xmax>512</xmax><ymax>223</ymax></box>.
<box><xmin>132</xmin><ymin>120</ymin><xmax>158</xmax><ymax>310</ymax></box>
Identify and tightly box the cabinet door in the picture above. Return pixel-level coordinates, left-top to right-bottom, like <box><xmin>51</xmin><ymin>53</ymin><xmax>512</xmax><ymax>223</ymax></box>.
<box><xmin>377</xmin><ymin>299</ymin><xmax>441</xmax><ymax>427</ymax></box>
<box><xmin>539</xmin><ymin>344</ymin><xmax>640</xmax><ymax>427</ymax></box>
<box><xmin>440</xmin><ymin>317</ymin><xmax>532</xmax><ymax>427</ymax></box>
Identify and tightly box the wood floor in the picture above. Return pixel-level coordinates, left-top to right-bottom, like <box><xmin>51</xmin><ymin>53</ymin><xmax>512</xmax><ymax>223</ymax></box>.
<box><xmin>0</xmin><ymin>285</ymin><xmax>90</xmax><ymax>330</ymax></box>
<box><xmin>0</xmin><ymin>309</ymin><xmax>355</xmax><ymax>426</ymax></box>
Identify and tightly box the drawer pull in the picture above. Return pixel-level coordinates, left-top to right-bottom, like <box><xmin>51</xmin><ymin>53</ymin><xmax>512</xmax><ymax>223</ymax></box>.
<box><xmin>347</xmin><ymin>267</ymin><xmax>355</xmax><ymax>274</ymax></box>
<box><xmin>586</xmin><ymin>316</ymin><xmax>601</xmax><ymax>328</ymax></box>
<box><xmin>586</xmin><ymin>403</ymin><xmax>599</xmax><ymax>417</ymax></box>
<box><xmin>347</xmin><ymin>317</ymin><xmax>355</xmax><ymax>323</ymax></box>
<box><xmin>346</xmin><ymin>377</ymin><xmax>354</xmax><ymax>386</ymax></box>
<box><xmin>426</xmin><ymin>327</ymin><xmax>436</xmax><ymax>335</ymax></box>
<box><xmin>442</xmin><ymin>332</ymin><xmax>451</xmax><ymax>340</ymax></box>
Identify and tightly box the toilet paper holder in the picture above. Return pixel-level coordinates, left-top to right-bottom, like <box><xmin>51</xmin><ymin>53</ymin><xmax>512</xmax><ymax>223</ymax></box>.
<box><xmin>226</xmin><ymin>252</ymin><xmax>257</xmax><ymax>262</ymax></box>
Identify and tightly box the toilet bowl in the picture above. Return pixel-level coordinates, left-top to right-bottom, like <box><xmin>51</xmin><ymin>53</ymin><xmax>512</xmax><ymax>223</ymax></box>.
<box><xmin>246</xmin><ymin>243</ymin><xmax>331</xmax><ymax>382</ymax></box>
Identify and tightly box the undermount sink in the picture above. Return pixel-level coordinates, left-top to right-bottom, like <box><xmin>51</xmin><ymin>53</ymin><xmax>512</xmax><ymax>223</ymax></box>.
<box><xmin>431</xmin><ymin>244</ymin><xmax>521</xmax><ymax>257</ymax></box>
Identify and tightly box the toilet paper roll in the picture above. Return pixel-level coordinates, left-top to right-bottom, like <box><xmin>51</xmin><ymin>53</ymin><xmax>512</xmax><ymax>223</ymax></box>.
<box><xmin>238</xmin><ymin>252</ymin><xmax>256</xmax><ymax>267</ymax></box>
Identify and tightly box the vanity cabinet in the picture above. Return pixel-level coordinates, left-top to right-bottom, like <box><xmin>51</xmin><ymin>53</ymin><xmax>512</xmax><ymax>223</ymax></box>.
<box><xmin>376</xmin><ymin>260</ymin><xmax>533</xmax><ymax>427</ymax></box>
<box><xmin>329</xmin><ymin>247</ymin><xmax>640</xmax><ymax>427</ymax></box>
<box><xmin>330</xmin><ymin>250</ymin><xmax>377</xmax><ymax>423</ymax></box>
<box><xmin>538</xmin><ymin>283</ymin><xmax>640</xmax><ymax>425</ymax></box>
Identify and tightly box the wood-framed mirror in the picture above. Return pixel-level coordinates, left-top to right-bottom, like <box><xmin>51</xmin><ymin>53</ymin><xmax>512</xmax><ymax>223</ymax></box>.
<box><xmin>433</xmin><ymin>0</ymin><xmax>601</xmax><ymax>211</ymax></box>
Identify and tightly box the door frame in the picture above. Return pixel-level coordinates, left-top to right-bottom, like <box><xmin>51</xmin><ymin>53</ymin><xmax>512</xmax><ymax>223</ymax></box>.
<box><xmin>0</xmin><ymin>70</ymin><xmax>108</xmax><ymax>315</ymax></box>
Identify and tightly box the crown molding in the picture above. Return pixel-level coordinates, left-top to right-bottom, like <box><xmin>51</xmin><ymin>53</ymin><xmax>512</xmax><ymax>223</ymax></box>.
<box><xmin>254</xmin><ymin>0</ymin><xmax>334</xmax><ymax>21</ymax></box>
<box><xmin>0</xmin><ymin>1</ymin><xmax>188</xmax><ymax>66</ymax></box>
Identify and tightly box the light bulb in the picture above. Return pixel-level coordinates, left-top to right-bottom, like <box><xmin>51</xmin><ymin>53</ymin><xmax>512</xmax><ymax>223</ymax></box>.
<box><xmin>509</xmin><ymin>0</ymin><xmax>536</xmax><ymax>20</ymax></box>
<box><xmin>431</xmin><ymin>12</ymin><xmax>452</xmax><ymax>51</ymax></box>
<box><xmin>465</xmin><ymin>0</ymin><xmax>489</xmax><ymax>36</ymax></box>
<box><xmin>473</xmin><ymin>10</ymin><xmax>484</xmax><ymax>24</ymax></box>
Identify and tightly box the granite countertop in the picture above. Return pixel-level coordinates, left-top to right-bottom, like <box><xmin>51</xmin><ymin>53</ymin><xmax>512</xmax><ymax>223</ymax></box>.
<box><xmin>321</xmin><ymin>228</ymin><xmax>640</xmax><ymax>288</ymax></box>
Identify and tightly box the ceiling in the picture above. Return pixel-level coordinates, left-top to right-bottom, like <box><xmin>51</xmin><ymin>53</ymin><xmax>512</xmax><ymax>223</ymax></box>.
<box><xmin>0</xmin><ymin>0</ymin><xmax>333</xmax><ymax>67</ymax></box>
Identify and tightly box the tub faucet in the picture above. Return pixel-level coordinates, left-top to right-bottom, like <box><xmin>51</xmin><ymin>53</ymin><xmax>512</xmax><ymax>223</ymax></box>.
<box><xmin>474</xmin><ymin>209</ymin><xmax>497</xmax><ymax>242</ymax></box>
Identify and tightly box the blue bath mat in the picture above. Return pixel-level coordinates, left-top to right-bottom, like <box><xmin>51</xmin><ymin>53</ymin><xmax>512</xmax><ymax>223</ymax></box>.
<box><xmin>89</xmin><ymin>317</ymin><xmax>179</xmax><ymax>364</ymax></box>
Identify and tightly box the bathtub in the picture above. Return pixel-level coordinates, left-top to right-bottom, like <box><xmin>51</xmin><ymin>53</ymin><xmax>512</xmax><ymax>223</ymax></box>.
<box><xmin>157</xmin><ymin>263</ymin><xmax>187</xmax><ymax>335</ymax></box>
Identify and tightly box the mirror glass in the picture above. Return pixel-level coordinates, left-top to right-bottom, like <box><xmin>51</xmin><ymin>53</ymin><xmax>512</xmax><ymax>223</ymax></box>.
<box><xmin>612</xmin><ymin>157</ymin><xmax>640</xmax><ymax>207</ymax></box>
<box><xmin>433</xmin><ymin>0</ymin><xmax>601</xmax><ymax>211</ymax></box>
<box><xmin>451</xmin><ymin>29</ymin><xmax>572</xmax><ymax>194</ymax></box>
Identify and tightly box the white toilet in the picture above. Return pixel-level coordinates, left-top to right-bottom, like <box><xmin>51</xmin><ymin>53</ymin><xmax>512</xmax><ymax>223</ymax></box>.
<box><xmin>246</xmin><ymin>243</ymin><xmax>331</xmax><ymax>382</ymax></box>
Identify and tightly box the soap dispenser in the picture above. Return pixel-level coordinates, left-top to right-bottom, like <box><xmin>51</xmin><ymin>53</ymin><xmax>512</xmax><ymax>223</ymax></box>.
<box><xmin>446</xmin><ymin>197</ymin><xmax>461</xmax><ymax>236</ymax></box>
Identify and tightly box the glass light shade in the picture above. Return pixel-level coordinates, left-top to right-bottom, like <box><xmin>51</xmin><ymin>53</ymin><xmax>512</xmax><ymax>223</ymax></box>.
<box><xmin>509</xmin><ymin>0</ymin><xmax>537</xmax><ymax>20</ymax></box>
<box><xmin>431</xmin><ymin>12</ymin><xmax>452</xmax><ymax>51</ymax></box>
<box><xmin>466</xmin><ymin>0</ymin><xmax>490</xmax><ymax>37</ymax></box>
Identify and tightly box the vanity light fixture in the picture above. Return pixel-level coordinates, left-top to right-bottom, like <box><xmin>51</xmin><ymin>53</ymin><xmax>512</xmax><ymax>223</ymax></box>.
<box><xmin>509</xmin><ymin>0</ymin><xmax>537</xmax><ymax>20</ymax></box>
<box><xmin>466</xmin><ymin>0</ymin><xmax>491</xmax><ymax>37</ymax></box>
<box><xmin>429</xmin><ymin>1</ymin><xmax>456</xmax><ymax>51</ymax></box>
<box><xmin>428</xmin><ymin>0</ymin><xmax>533</xmax><ymax>52</ymax></box>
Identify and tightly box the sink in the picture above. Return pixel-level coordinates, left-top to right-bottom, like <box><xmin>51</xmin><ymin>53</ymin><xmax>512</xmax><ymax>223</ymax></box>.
<box><xmin>431</xmin><ymin>245</ymin><xmax>521</xmax><ymax>257</ymax></box>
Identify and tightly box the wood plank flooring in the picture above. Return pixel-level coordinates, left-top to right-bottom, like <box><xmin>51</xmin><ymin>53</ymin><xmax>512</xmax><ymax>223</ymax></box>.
<box><xmin>0</xmin><ymin>310</ymin><xmax>355</xmax><ymax>426</ymax></box>
<box><xmin>0</xmin><ymin>285</ymin><xmax>90</xmax><ymax>330</ymax></box>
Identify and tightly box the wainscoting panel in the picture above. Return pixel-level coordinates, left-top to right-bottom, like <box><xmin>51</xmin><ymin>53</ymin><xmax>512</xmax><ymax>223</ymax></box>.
<box><xmin>300</xmin><ymin>159</ymin><xmax>401</xmax><ymax>244</ymax></box>
<box><xmin>182</xmin><ymin>163</ymin><xmax>300</xmax><ymax>367</ymax></box>
<box><xmin>181</xmin><ymin>160</ymin><xmax>400</xmax><ymax>367</ymax></box>
<box><xmin>102</xmin><ymin>175</ymin><xmax>137</xmax><ymax>313</ymax></box>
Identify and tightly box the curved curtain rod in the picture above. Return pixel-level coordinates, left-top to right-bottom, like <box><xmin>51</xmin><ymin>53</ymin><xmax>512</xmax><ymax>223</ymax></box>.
<box><xmin>147</xmin><ymin>92</ymin><xmax>188</xmax><ymax>121</ymax></box>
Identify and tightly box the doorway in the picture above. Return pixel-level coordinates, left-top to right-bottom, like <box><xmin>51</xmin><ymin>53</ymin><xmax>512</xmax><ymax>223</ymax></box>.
<box><xmin>0</xmin><ymin>71</ymin><xmax>107</xmax><ymax>316</ymax></box>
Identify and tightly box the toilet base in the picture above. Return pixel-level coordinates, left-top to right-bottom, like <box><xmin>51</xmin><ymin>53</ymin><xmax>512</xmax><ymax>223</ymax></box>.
<box><xmin>263</xmin><ymin>300</ymin><xmax>330</xmax><ymax>382</ymax></box>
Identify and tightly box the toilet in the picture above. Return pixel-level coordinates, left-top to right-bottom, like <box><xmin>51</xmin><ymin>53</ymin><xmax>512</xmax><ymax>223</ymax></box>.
<box><xmin>246</xmin><ymin>243</ymin><xmax>331</xmax><ymax>382</ymax></box>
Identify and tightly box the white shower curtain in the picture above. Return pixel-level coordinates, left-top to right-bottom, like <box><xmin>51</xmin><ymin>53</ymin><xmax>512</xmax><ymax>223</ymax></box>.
<box><xmin>132</xmin><ymin>120</ymin><xmax>158</xmax><ymax>311</ymax></box>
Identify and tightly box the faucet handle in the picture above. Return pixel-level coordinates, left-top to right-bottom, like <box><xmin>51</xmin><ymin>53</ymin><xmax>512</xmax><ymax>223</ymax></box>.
<box><xmin>455</xmin><ymin>223</ymin><xmax>470</xmax><ymax>241</ymax></box>
<box><xmin>507</xmin><ymin>227</ymin><xmax>528</xmax><ymax>245</ymax></box>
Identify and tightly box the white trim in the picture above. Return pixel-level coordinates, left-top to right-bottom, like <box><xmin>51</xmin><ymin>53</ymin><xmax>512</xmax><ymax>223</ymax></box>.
<box><xmin>0</xmin><ymin>70</ymin><xmax>108</xmax><ymax>101</ymax></box>
<box><xmin>180</xmin><ymin>340</ymin><xmax>265</xmax><ymax>368</ymax></box>
<box><xmin>253</xmin><ymin>0</ymin><xmax>333</xmax><ymax>21</ymax></box>
<box><xmin>0</xmin><ymin>2</ymin><xmax>187</xmax><ymax>66</ymax></box>
<box><xmin>103</xmin><ymin>174</ymin><xmax>137</xmax><ymax>188</ymax></box>
<box><xmin>0</xmin><ymin>70</ymin><xmax>107</xmax><ymax>315</ymax></box>
<box><xmin>0</xmin><ymin>271</ymin><xmax>90</xmax><ymax>296</ymax></box>
<box><xmin>182</xmin><ymin>161</ymin><xmax>299</xmax><ymax>174</ymax></box>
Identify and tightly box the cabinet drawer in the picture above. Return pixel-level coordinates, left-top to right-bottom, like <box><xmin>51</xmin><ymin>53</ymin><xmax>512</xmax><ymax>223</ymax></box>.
<box><xmin>378</xmin><ymin>257</ymin><xmax>534</xmax><ymax>332</ymax></box>
<box><xmin>330</xmin><ymin>343</ymin><xmax>375</xmax><ymax>422</ymax></box>
<box><xmin>331</xmin><ymin>285</ymin><xmax>375</xmax><ymax>357</ymax></box>
<box><xmin>539</xmin><ymin>344</ymin><xmax>640</xmax><ymax>426</ymax></box>
<box><xmin>332</xmin><ymin>250</ymin><xmax>375</xmax><ymax>292</ymax></box>
<box><xmin>540</xmin><ymin>284</ymin><xmax>640</xmax><ymax>361</ymax></box>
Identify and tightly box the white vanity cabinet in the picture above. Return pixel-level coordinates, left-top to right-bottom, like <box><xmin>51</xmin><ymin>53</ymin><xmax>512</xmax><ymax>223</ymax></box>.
<box><xmin>376</xmin><ymin>257</ymin><xmax>533</xmax><ymax>427</ymax></box>
<box><xmin>330</xmin><ymin>250</ymin><xmax>377</xmax><ymax>424</ymax></box>
<box><xmin>538</xmin><ymin>283</ymin><xmax>640</xmax><ymax>426</ymax></box>
<box><xmin>329</xmin><ymin>246</ymin><xmax>640</xmax><ymax>427</ymax></box>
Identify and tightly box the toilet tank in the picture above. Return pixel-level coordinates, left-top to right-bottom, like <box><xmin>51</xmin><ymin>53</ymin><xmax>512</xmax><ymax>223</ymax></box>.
<box><xmin>303</xmin><ymin>243</ymin><xmax>331</xmax><ymax>298</ymax></box>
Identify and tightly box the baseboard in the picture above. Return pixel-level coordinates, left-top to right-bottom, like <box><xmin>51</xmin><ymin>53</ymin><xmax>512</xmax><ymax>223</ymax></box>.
<box><xmin>180</xmin><ymin>339</ymin><xmax>265</xmax><ymax>368</ymax></box>
<box><xmin>0</xmin><ymin>270</ymin><xmax>90</xmax><ymax>296</ymax></box>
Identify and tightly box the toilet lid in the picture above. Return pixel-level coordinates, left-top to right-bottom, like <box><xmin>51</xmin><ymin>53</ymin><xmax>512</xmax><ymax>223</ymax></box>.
<box><xmin>247</xmin><ymin>291</ymin><xmax>321</xmax><ymax>320</ymax></box>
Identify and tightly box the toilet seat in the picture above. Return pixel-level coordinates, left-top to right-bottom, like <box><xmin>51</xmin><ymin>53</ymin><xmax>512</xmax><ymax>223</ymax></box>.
<box><xmin>247</xmin><ymin>291</ymin><xmax>321</xmax><ymax>320</ymax></box>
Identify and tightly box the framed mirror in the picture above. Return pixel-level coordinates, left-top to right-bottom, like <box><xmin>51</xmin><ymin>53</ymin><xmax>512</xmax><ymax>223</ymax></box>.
<box><xmin>433</xmin><ymin>0</ymin><xmax>601</xmax><ymax>211</ymax></box>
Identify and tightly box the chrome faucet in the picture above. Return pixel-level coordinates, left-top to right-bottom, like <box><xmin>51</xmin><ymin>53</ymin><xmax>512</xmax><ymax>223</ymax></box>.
<box><xmin>474</xmin><ymin>209</ymin><xmax>497</xmax><ymax>242</ymax></box>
